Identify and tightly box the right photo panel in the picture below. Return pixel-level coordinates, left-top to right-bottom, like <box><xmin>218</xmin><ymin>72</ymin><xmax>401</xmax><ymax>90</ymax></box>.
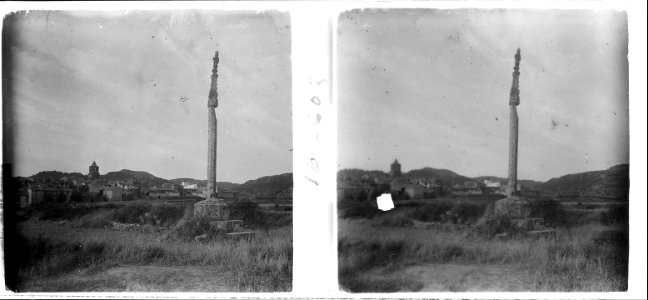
<box><xmin>337</xmin><ymin>9</ymin><xmax>629</xmax><ymax>292</ymax></box>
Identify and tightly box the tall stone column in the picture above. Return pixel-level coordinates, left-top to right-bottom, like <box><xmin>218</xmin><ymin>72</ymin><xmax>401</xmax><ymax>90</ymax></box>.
<box><xmin>494</xmin><ymin>48</ymin><xmax>531</xmax><ymax>218</ymax></box>
<box><xmin>193</xmin><ymin>51</ymin><xmax>253</xmax><ymax>239</ymax></box>
<box><xmin>207</xmin><ymin>51</ymin><xmax>219</xmax><ymax>200</ymax></box>
<box><xmin>507</xmin><ymin>48</ymin><xmax>521</xmax><ymax>196</ymax></box>
<box><xmin>207</xmin><ymin>108</ymin><xmax>217</xmax><ymax>199</ymax></box>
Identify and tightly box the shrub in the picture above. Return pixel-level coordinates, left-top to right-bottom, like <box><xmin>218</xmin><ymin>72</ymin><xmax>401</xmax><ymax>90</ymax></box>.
<box><xmin>142</xmin><ymin>246</ymin><xmax>165</xmax><ymax>263</ymax></box>
<box><xmin>229</xmin><ymin>201</ymin><xmax>262</xmax><ymax>225</ymax></box>
<box><xmin>340</xmin><ymin>205</ymin><xmax>380</xmax><ymax>219</ymax></box>
<box><xmin>55</xmin><ymin>192</ymin><xmax>68</xmax><ymax>203</ymax></box>
<box><xmin>146</xmin><ymin>204</ymin><xmax>185</xmax><ymax>226</ymax></box>
<box><xmin>411</xmin><ymin>201</ymin><xmax>453</xmax><ymax>222</ymax></box>
<box><xmin>13</xmin><ymin>234</ymin><xmax>109</xmax><ymax>279</ymax></box>
<box><xmin>339</xmin><ymin>238</ymin><xmax>408</xmax><ymax>275</ymax></box>
<box><xmin>471</xmin><ymin>215</ymin><xmax>521</xmax><ymax>237</ymax></box>
<box><xmin>260</xmin><ymin>211</ymin><xmax>293</xmax><ymax>228</ymax></box>
<box><xmin>70</xmin><ymin>192</ymin><xmax>83</xmax><ymax>203</ymax></box>
<box><xmin>600</xmin><ymin>206</ymin><xmax>628</xmax><ymax>226</ymax></box>
<box><xmin>344</xmin><ymin>199</ymin><xmax>489</xmax><ymax>226</ymax></box>
<box><xmin>111</xmin><ymin>203</ymin><xmax>150</xmax><ymax>223</ymax></box>
<box><xmin>229</xmin><ymin>201</ymin><xmax>292</xmax><ymax>229</ymax></box>
<box><xmin>172</xmin><ymin>216</ymin><xmax>218</xmax><ymax>241</ymax></box>
<box><xmin>530</xmin><ymin>199</ymin><xmax>571</xmax><ymax>227</ymax></box>
<box><xmin>530</xmin><ymin>199</ymin><xmax>560</xmax><ymax>218</ymax></box>
<box><xmin>395</xmin><ymin>201</ymin><xmax>426</xmax><ymax>208</ymax></box>
<box><xmin>451</xmin><ymin>201</ymin><xmax>488</xmax><ymax>224</ymax></box>
<box><xmin>372</xmin><ymin>208</ymin><xmax>414</xmax><ymax>227</ymax></box>
<box><xmin>40</xmin><ymin>206</ymin><xmax>96</xmax><ymax>221</ymax></box>
<box><xmin>72</xmin><ymin>209</ymin><xmax>114</xmax><ymax>228</ymax></box>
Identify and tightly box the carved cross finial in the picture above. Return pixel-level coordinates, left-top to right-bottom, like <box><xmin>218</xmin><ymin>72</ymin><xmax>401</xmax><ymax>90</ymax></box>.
<box><xmin>509</xmin><ymin>48</ymin><xmax>521</xmax><ymax>106</ymax></box>
<box><xmin>208</xmin><ymin>51</ymin><xmax>219</xmax><ymax>108</ymax></box>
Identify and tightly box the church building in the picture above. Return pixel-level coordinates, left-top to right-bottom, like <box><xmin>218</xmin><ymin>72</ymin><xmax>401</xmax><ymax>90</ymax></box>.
<box><xmin>88</xmin><ymin>161</ymin><xmax>100</xmax><ymax>180</ymax></box>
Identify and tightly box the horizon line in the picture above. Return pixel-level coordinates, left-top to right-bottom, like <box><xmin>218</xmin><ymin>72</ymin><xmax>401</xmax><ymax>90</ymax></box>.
<box><xmin>14</xmin><ymin>167</ymin><xmax>293</xmax><ymax>185</ymax></box>
<box><xmin>337</xmin><ymin>162</ymin><xmax>629</xmax><ymax>183</ymax></box>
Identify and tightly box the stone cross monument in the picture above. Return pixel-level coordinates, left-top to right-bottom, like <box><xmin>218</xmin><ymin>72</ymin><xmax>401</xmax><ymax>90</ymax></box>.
<box><xmin>192</xmin><ymin>51</ymin><xmax>254</xmax><ymax>239</ymax></box>
<box><xmin>491</xmin><ymin>49</ymin><xmax>554</xmax><ymax>237</ymax></box>
<box><xmin>507</xmin><ymin>48</ymin><xmax>521</xmax><ymax>196</ymax></box>
<box><xmin>494</xmin><ymin>48</ymin><xmax>531</xmax><ymax>219</ymax></box>
<box><xmin>194</xmin><ymin>51</ymin><xmax>229</xmax><ymax>220</ymax></box>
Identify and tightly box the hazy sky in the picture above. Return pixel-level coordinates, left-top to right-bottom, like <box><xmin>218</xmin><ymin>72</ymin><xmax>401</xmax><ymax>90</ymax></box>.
<box><xmin>6</xmin><ymin>10</ymin><xmax>292</xmax><ymax>183</ymax></box>
<box><xmin>338</xmin><ymin>9</ymin><xmax>629</xmax><ymax>182</ymax></box>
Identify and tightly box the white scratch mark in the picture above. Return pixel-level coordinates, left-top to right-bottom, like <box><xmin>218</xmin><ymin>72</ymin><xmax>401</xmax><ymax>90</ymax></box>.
<box><xmin>377</xmin><ymin>193</ymin><xmax>394</xmax><ymax>211</ymax></box>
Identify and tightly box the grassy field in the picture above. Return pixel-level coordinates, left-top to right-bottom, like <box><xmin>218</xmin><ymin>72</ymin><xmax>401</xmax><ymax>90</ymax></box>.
<box><xmin>7</xmin><ymin>200</ymin><xmax>292</xmax><ymax>292</ymax></box>
<box><xmin>338</xmin><ymin>198</ymin><xmax>628</xmax><ymax>292</ymax></box>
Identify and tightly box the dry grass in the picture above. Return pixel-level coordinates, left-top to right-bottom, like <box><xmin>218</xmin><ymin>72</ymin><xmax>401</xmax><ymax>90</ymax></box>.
<box><xmin>339</xmin><ymin>217</ymin><xmax>628</xmax><ymax>292</ymax></box>
<box><xmin>39</xmin><ymin>202</ymin><xmax>187</xmax><ymax>228</ymax></box>
<box><xmin>11</xmin><ymin>202</ymin><xmax>292</xmax><ymax>292</ymax></box>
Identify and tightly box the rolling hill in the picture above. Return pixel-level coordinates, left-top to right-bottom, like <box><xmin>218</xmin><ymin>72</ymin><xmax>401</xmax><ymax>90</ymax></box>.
<box><xmin>101</xmin><ymin>169</ymin><xmax>176</xmax><ymax>188</ymax></box>
<box><xmin>406</xmin><ymin>167</ymin><xmax>473</xmax><ymax>186</ymax></box>
<box><xmin>232</xmin><ymin>173</ymin><xmax>293</xmax><ymax>194</ymax></box>
<box><xmin>29</xmin><ymin>171</ymin><xmax>87</xmax><ymax>183</ymax></box>
<box><xmin>29</xmin><ymin>169</ymin><xmax>177</xmax><ymax>188</ymax></box>
<box><xmin>338</xmin><ymin>167</ymin><xmax>473</xmax><ymax>186</ymax></box>
<box><xmin>170</xmin><ymin>173</ymin><xmax>293</xmax><ymax>194</ymax></box>
<box><xmin>338</xmin><ymin>169</ymin><xmax>390</xmax><ymax>182</ymax></box>
<box><xmin>28</xmin><ymin>169</ymin><xmax>292</xmax><ymax>194</ymax></box>
<box><xmin>541</xmin><ymin>164</ymin><xmax>629</xmax><ymax>199</ymax></box>
<box><xmin>338</xmin><ymin>163</ymin><xmax>629</xmax><ymax>200</ymax></box>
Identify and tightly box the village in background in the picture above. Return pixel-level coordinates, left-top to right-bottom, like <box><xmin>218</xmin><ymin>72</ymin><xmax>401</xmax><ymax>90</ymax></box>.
<box><xmin>338</xmin><ymin>159</ymin><xmax>629</xmax><ymax>204</ymax></box>
<box><xmin>11</xmin><ymin>160</ymin><xmax>292</xmax><ymax>208</ymax></box>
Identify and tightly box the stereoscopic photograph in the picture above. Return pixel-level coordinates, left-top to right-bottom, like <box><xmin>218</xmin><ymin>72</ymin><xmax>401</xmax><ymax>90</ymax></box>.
<box><xmin>3</xmin><ymin>10</ymin><xmax>292</xmax><ymax>292</ymax></box>
<box><xmin>337</xmin><ymin>9</ymin><xmax>629</xmax><ymax>292</ymax></box>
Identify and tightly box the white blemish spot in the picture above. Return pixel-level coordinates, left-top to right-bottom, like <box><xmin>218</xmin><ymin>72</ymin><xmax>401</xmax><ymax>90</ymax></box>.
<box><xmin>377</xmin><ymin>193</ymin><xmax>394</xmax><ymax>211</ymax></box>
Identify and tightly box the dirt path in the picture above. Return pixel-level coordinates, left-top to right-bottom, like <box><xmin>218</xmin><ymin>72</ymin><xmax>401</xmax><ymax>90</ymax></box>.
<box><xmin>24</xmin><ymin>264</ymin><xmax>239</xmax><ymax>292</ymax></box>
<box><xmin>361</xmin><ymin>263</ymin><xmax>532</xmax><ymax>292</ymax></box>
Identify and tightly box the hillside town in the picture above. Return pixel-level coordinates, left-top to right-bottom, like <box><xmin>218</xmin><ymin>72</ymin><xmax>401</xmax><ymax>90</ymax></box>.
<box><xmin>337</xmin><ymin>159</ymin><xmax>543</xmax><ymax>203</ymax></box>
<box><xmin>14</xmin><ymin>161</ymin><xmax>293</xmax><ymax>209</ymax></box>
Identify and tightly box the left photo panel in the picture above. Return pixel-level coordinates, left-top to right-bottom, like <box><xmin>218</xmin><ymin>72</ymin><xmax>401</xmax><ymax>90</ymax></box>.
<box><xmin>2</xmin><ymin>10</ymin><xmax>293</xmax><ymax>292</ymax></box>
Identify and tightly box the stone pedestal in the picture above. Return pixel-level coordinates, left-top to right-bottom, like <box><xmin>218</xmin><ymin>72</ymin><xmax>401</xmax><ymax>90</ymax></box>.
<box><xmin>493</xmin><ymin>197</ymin><xmax>556</xmax><ymax>238</ymax></box>
<box><xmin>193</xmin><ymin>198</ymin><xmax>254</xmax><ymax>240</ymax></box>
<box><xmin>510</xmin><ymin>218</ymin><xmax>544</xmax><ymax>231</ymax></box>
<box><xmin>194</xmin><ymin>199</ymin><xmax>230</xmax><ymax>220</ymax></box>
<box><xmin>209</xmin><ymin>220</ymin><xmax>242</xmax><ymax>232</ymax></box>
<box><xmin>494</xmin><ymin>196</ymin><xmax>532</xmax><ymax>219</ymax></box>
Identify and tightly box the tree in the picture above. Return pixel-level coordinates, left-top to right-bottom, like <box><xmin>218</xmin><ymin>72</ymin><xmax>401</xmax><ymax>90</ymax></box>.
<box><xmin>55</xmin><ymin>192</ymin><xmax>67</xmax><ymax>203</ymax></box>
<box><xmin>70</xmin><ymin>191</ymin><xmax>83</xmax><ymax>203</ymax></box>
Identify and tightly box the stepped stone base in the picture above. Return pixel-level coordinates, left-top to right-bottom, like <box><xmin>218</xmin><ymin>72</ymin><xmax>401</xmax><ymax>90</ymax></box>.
<box><xmin>191</xmin><ymin>199</ymin><xmax>255</xmax><ymax>240</ymax></box>
<box><xmin>494</xmin><ymin>196</ymin><xmax>531</xmax><ymax>219</ymax></box>
<box><xmin>194</xmin><ymin>198</ymin><xmax>230</xmax><ymax>220</ymax></box>
<box><xmin>511</xmin><ymin>217</ymin><xmax>556</xmax><ymax>238</ymax></box>
<box><xmin>510</xmin><ymin>217</ymin><xmax>544</xmax><ymax>231</ymax></box>
<box><xmin>483</xmin><ymin>197</ymin><xmax>557</xmax><ymax>238</ymax></box>
<box><xmin>209</xmin><ymin>220</ymin><xmax>242</xmax><ymax>232</ymax></box>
